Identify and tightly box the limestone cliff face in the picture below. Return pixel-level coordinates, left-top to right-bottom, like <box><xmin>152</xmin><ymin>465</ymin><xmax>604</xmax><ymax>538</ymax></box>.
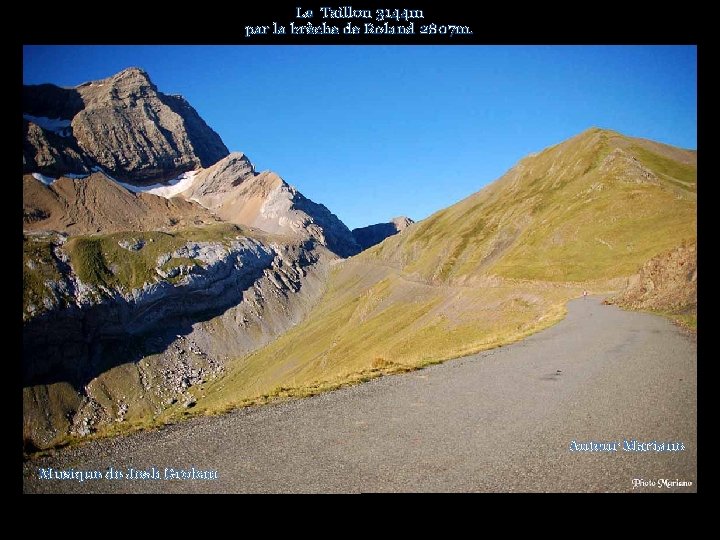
<box><xmin>23</xmin><ymin>120</ymin><xmax>93</xmax><ymax>177</ymax></box>
<box><xmin>23</xmin><ymin>68</ymin><xmax>360</xmax><ymax>257</ymax></box>
<box><xmin>23</xmin><ymin>67</ymin><xmax>229</xmax><ymax>182</ymax></box>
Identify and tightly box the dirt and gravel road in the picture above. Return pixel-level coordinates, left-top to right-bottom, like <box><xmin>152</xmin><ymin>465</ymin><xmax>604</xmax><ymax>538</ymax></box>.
<box><xmin>23</xmin><ymin>296</ymin><xmax>697</xmax><ymax>493</ymax></box>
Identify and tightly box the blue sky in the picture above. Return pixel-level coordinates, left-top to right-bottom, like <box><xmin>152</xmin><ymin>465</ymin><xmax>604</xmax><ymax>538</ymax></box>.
<box><xmin>23</xmin><ymin>45</ymin><xmax>697</xmax><ymax>230</ymax></box>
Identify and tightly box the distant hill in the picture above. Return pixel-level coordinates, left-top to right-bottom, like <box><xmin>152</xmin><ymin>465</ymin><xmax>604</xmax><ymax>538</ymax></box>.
<box><xmin>352</xmin><ymin>216</ymin><xmax>414</xmax><ymax>251</ymax></box>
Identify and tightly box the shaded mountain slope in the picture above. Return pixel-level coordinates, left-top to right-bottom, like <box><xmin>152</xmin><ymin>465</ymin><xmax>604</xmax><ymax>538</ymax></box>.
<box><xmin>352</xmin><ymin>216</ymin><xmax>414</xmax><ymax>251</ymax></box>
<box><xmin>23</xmin><ymin>222</ymin><xmax>335</xmax><ymax>449</ymax></box>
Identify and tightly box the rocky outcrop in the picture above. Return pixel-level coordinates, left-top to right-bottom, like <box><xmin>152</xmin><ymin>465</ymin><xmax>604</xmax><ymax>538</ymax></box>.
<box><xmin>599</xmin><ymin>147</ymin><xmax>660</xmax><ymax>184</ymax></box>
<box><xmin>182</xmin><ymin>152</ymin><xmax>257</xmax><ymax>208</ymax></box>
<box><xmin>608</xmin><ymin>240</ymin><xmax>697</xmax><ymax>315</ymax></box>
<box><xmin>258</xmin><ymin>178</ymin><xmax>361</xmax><ymax>257</ymax></box>
<box><xmin>23</xmin><ymin>67</ymin><xmax>229</xmax><ymax>182</ymax></box>
<box><xmin>24</xmin><ymin>236</ymin><xmax>275</xmax><ymax>382</ymax></box>
<box><xmin>352</xmin><ymin>216</ymin><xmax>414</xmax><ymax>251</ymax></box>
<box><xmin>180</xmin><ymin>153</ymin><xmax>361</xmax><ymax>257</ymax></box>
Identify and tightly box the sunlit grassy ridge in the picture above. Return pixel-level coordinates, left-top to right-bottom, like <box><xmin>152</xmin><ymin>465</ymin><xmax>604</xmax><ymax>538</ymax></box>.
<box><xmin>370</xmin><ymin>128</ymin><xmax>696</xmax><ymax>283</ymax></box>
<box><xmin>189</xmin><ymin>128</ymin><xmax>695</xmax><ymax>417</ymax></box>
<box><xmin>196</xmin><ymin>262</ymin><xmax>578</xmax><ymax>414</ymax></box>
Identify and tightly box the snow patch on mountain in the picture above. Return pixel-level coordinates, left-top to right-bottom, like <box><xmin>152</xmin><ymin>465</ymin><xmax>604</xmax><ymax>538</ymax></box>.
<box><xmin>23</xmin><ymin>115</ymin><xmax>72</xmax><ymax>137</ymax></box>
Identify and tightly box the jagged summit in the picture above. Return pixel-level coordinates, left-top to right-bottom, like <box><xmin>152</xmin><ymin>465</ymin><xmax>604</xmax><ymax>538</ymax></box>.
<box><xmin>76</xmin><ymin>67</ymin><xmax>157</xmax><ymax>102</ymax></box>
<box><xmin>78</xmin><ymin>66</ymin><xmax>152</xmax><ymax>85</ymax></box>
<box><xmin>180</xmin><ymin>153</ymin><xmax>361</xmax><ymax>257</ymax></box>
<box><xmin>115</xmin><ymin>66</ymin><xmax>150</xmax><ymax>79</ymax></box>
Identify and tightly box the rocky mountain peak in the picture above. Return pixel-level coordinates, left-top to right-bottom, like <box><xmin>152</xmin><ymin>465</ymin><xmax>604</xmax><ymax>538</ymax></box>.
<box><xmin>115</xmin><ymin>66</ymin><xmax>151</xmax><ymax>81</ymax></box>
<box><xmin>23</xmin><ymin>67</ymin><xmax>365</xmax><ymax>258</ymax></box>
<box><xmin>179</xmin><ymin>154</ymin><xmax>359</xmax><ymax>258</ymax></box>
<box><xmin>102</xmin><ymin>66</ymin><xmax>152</xmax><ymax>86</ymax></box>
<box><xmin>23</xmin><ymin>67</ymin><xmax>229</xmax><ymax>182</ymax></box>
<box><xmin>186</xmin><ymin>152</ymin><xmax>256</xmax><ymax>198</ymax></box>
<box><xmin>390</xmin><ymin>216</ymin><xmax>414</xmax><ymax>230</ymax></box>
<box><xmin>77</xmin><ymin>66</ymin><xmax>157</xmax><ymax>102</ymax></box>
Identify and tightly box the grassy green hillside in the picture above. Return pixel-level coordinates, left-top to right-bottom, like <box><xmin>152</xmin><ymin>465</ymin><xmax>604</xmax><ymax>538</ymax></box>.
<box><xmin>187</xmin><ymin>128</ymin><xmax>696</xmax><ymax>417</ymax></box>
<box><xmin>64</xmin><ymin>223</ymin><xmax>245</xmax><ymax>290</ymax></box>
<box><xmin>194</xmin><ymin>269</ymin><xmax>576</xmax><ymax>416</ymax></box>
<box><xmin>370</xmin><ymin>128</ymin><xmax>696</xmax><ymax>282</ymax></box>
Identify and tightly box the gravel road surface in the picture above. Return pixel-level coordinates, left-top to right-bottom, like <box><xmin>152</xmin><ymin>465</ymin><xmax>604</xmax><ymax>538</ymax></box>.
<box><xmin>23</xmin><ymin>297</ymin><xmax>697</xmax><ymax>493</ymax></box>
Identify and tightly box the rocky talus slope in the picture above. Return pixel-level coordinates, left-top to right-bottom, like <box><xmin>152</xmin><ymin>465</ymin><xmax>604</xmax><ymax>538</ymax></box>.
<box><xmin>23</xmin><ymin>173</ymin><xmax>219</xmax><ymax>234</ymax></box>
<box><xmin>607</xmin><ymin>240</ymin><xmax>697</xmax><ymax>322</ymax></box>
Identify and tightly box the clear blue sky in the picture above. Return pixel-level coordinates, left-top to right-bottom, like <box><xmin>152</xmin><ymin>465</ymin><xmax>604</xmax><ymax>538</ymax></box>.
<box><xmin>23</xmin><ymin>45</ymin><xmax>697</xmax><ymax>230</ymax></box>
